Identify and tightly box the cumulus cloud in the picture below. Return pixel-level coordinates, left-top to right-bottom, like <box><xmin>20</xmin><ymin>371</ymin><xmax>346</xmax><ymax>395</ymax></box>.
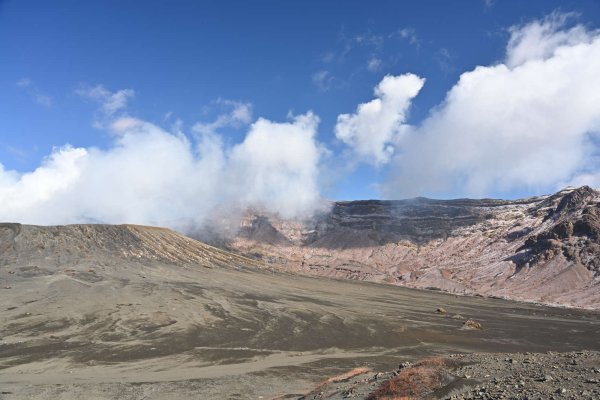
<box><xmin>335</xmin><ymin>74</ymin><xmax>425</xmax><ymax>165</ymax></box>
<box><xmin>381</xmin><ymin>13</ymin><xmax>600</xmax><ymax>198</ymax></box>
<box><xmin>505</xmin><ymin>12</ymin><xmax>591</xmax><ymax>68</ymax></box>
<box><xmin>0</xmin><ymin>88</ymin><xmax>325</xmax><ymax>231</ymax></box>
<box><xmin>228</xmin><ymin>112</ymin><xmax>323</xmax><ymax>218</ymax></box>
<box><xmin>0</xmin><ymin>147</ymin><xmax>86</xmax><ymax>217</ymax></box>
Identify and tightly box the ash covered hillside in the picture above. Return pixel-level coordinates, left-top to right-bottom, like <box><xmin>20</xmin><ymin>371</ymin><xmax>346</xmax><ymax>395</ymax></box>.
<box><xmin>228</xmin><ymin>186</ymin><xmax>600</xmax><ymax>309</ymax></box>
<box><xmin>0</xmin><ymin>223</ymin><xmax>262</xmax><ymax>271</ymax></box>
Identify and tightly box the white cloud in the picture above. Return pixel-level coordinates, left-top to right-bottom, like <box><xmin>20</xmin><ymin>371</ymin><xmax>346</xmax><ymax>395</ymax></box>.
<box><xmin>564</xmin><ymin>170</ymin><xmax>600</xmax><ymax>189</ymax></box>
<box><xmin>381</xmin><ymin>14</ymin><xmax>600</xmax><ymax>198</ymax></box>
<box><xmin>0</xmin><ymin>103</ymin><xmax>324</xmax><ymax>230</ymax></box>
<box><xmin>335</xmin><ymin>74</ymin><xmax>425</xmax><ymax>166</ymax></box>
<box><xmin>76</xmin><ymin>85</ymin><xmax>134</xmax><ymax>117</ymax></box>
<box><xmin>192</xmin><ymin>99</ymin><xmax>252</xmax><ymax>135</ymax></box>
<box><xmin>316</xmin><ymin>28</ymin><xmax>419</xmax><ymax>91</ymax></box>
<box><xmin>354</xmin><ymin>32</ymin><xmax>384</xmax><ymax>49</ymax></box>
<box><xmin>228</xmin><ymin>112</ymin><xmax>323</xmax><ymax>218</ymax></box>
<box><xmin>367</xmin><ymin>58</ymin><xmax>382</xmax><ymax>72</ymax></box>
<box><xmin>0</xmin><ymin>146</ymin><xmax>87</xmax><ymax>219</ymax></box>
<box><xmin>312</xmin><ymin>70</ymin><xmax>334</xmax><ymax>91</ymax></box>
<box><xmin>505</xmin><ymin>12</ymin><xmax>591</xmax><ymax>68</ymax></box>
<box><xmin>392</xmin><ymin>28</ymin><xmax>420</xmax><ymax>47</ymax></box>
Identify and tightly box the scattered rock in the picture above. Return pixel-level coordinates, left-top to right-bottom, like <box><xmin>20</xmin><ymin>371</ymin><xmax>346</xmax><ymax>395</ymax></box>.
<box><xmin>301</xmin><ymin>351</ymin><xmax>600</xmax><ymax>400</ymax></box>
<box><xmin>461</xmin><ymin>319</ymin><xmax>483</xmax><ymax>330</ymax></box>
<box><xmin>398</xmin><ymin>361</ymin><xmax>412</xmax><ymax>370</ymax></box>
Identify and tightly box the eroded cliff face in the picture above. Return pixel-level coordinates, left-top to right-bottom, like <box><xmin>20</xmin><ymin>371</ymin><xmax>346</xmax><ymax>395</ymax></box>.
<box><xmin>228</xmin><ymin>186</ymin><xmax>600</xmax><ymax>309</ymax></box>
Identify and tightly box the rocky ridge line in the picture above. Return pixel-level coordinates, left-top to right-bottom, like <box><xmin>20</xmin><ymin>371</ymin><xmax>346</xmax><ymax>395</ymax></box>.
<box><xmin>227</xmin><ymin>186</ymin><xmax>600</xmax><ymax>309</ymax></box>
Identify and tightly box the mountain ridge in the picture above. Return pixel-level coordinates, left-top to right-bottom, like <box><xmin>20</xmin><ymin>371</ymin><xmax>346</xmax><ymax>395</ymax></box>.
<box><xmin>227</xmin><ymin>186</ymin><xmax>600</xmax><ymax>309</ymax></box>
<box><xmin>0</xmin><ymin>222</ymin><xmax>263</xmax><ymax>271</ymax></box>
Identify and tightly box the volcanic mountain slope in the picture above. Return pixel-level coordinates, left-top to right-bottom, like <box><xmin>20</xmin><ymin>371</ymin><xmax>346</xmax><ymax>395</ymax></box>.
<box><xmin>228</xmin><ymin>186</ymin><xmax>600</xmax><ymax>309</ymax></box>
<box><xmin>0</xmin><ymin>223</ymin><xmax>261</xmax><ymax>271</ymax></box>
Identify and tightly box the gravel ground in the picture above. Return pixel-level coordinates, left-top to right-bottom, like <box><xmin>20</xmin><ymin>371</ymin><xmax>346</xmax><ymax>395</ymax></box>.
<box><xmin>299</xmin><ymin>350</ymin><xmax>600</xmax><ymax>400</ymax></box>
<box><xmin>447</xmin><ymin>351</ymin><xmax>600</xmax><ymax>400</ymax></box>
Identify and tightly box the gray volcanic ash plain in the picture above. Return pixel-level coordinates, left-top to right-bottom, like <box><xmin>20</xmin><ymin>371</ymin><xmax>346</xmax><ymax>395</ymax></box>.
<box><xmin>229</xmin><ymin>186</ymin><xmax>600</xmax><ymax>309</ymax></box>
<box><xmin>1</xmin><ymin>221</ymin><xmax>600</xmax><ymax>399</ymax></box>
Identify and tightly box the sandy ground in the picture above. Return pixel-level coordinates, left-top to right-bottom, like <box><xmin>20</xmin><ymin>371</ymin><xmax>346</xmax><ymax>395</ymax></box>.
<box><xmin>2</xmin><ymin>261</ymin><xmax>600</xmax><ymax>399</ymax></box>
<box><xmin>1</xmin><ymin>224</ymin><xmax>600</xmax><ymax>399</ymax></box>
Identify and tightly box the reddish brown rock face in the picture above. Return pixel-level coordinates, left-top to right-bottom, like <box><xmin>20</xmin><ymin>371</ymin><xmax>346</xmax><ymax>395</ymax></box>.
<box><xmin>226</xmin><ymin>186</ymin><xmax>600</xmax><ymax>309</ymax></box>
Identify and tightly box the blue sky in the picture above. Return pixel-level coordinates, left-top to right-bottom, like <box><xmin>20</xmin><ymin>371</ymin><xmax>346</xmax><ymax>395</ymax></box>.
<box><xmin>1</xmin><ymin>1</ymin><xmax>600</xmax><ymax>228</ymax></box>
